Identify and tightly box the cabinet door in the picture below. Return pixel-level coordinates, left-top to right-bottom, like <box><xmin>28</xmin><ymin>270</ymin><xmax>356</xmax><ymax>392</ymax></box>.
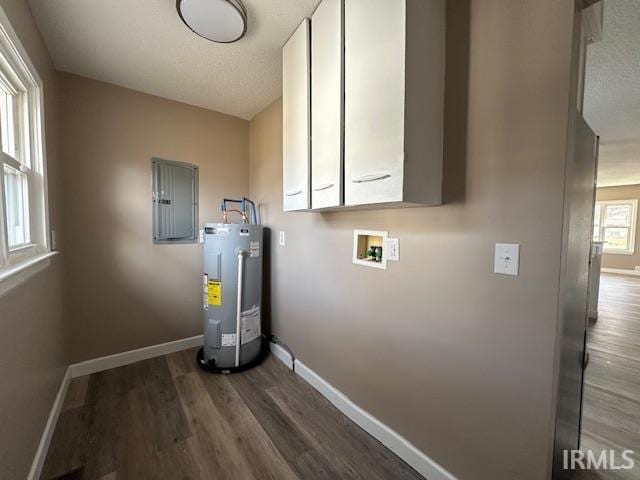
<box><xmin>311</xmin><ymin>0</ymin><xmax>343</xmax><ymax>209</ymax></box>
<box><xmin>344</xmin><ymin>0</ymin><xmax>405</xmax><ymax>206</ymax></box>
<box><xmin>283</xmin><ymin>19</ymin><xmax>311</xmax><ymax>212</ymax></box>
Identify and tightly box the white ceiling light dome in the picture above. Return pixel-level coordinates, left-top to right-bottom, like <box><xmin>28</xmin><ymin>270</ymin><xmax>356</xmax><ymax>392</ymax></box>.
<box><xmin>177</xmin><ymin>0</ymin><xmax>247</xmax><ymax>43</ymax></box>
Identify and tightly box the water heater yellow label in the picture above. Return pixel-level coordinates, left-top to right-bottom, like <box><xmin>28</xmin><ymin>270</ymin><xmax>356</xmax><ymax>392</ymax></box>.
<box><xmin>208</xmin><ymin>281</ymin><xmax>222</xmax><ymax>306</ymax></box>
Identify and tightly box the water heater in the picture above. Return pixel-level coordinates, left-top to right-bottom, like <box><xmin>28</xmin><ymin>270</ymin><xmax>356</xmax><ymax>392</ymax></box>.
<box><xmin>197</xmin><ymin>199</ymin><xmax>265</xmax><ymax>373</ymax></box>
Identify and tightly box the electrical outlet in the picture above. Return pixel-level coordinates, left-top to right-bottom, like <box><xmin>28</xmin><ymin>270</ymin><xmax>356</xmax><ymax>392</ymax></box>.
<box><xmin>199</xmin><ymin>229</ymin><xmax>205</xmax><ymax>243</ymax></box>
<box><xmin>50</xmin><ymin>229</ymin><xmax>57</xmax><ymax>250</ymax></box>
<box><xmin>635</xmin><ymin>266</ymin><xmax>640</xmax><ymax>272</ymax></box>
<box><xmin>494</xmin><ymin>243</ymin><xmax>520</xmax><ymax>276</ymax></box>
<box><xmin>279</xmin><ymin>231</ymin><xmax>286</xmax><ymax>246</ymax></box>
<box><xmin>387</xmin><ymin>238</ymin><xmax>399</xmax><ymax>261</ymax></box>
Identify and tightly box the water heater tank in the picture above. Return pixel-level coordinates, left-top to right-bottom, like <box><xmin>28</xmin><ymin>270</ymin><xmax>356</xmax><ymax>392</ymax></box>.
<box><xmin>198</xmin><ymin>223</ymin><xmax>264</xmax><ymax>372</ymax></box>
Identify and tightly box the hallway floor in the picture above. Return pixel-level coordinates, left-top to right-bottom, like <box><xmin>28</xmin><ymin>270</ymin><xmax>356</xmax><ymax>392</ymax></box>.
<box><xmin>579</xmin><ymin>273</ymin><xmax>640</xmax><ymax>479</ymax></box>
<box><xmin>40</xmin><ymin>349</ymin><xmax>422</xmax><ymax>480</ymax></box>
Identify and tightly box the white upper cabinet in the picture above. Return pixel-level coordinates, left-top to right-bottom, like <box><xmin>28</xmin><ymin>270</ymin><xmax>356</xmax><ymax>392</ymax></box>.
<box><xmin>344</xmin><ymin>0</ymin><xmax>445</xmax><ymax>207</ymax></box>
<box><xmin>282</xmin><ymin>0</ymin><xmax>445</xmax><ymax>211</ymax></box>
<box><xmin>311</xmin><ymin>0</ymin><xmax>344</xmax><ymax>209</ymax></box>
<box><xmin>344</xmin><ymin>0</ymin><xmax>405</xmax><ymax>206</ymax></box>
<box><xmin>283</xmin><ymin>19</ymin><xmax>311</xmax><ymax>212</ymax></box>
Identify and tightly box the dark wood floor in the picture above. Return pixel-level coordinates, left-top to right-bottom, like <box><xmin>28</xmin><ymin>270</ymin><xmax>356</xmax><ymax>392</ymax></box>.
<box><xmin>578</xmin><ymin>273</ymin><xmax>640</xmax><ymax>479</ymax></box>
<box><xmin>42</xmin><ymin>274</ymin><xmax>640</xmax><ymax>480</ymax></box>
<box><xmin>41</xmin><ymin>348</ymin><xmax>423</xmax><ymax>480</ymax></box>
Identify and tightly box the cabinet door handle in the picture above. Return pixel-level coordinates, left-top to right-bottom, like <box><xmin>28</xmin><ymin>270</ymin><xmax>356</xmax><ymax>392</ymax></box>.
<box><xmin>313</xmin><ymin>183</ymin><xmax>334</xmax><ymax>192</ymax></box>
<box><xmin>352</xmin><ymin>173</ymin><xmax>391</xmax><ymax>184</ymax></box>
<box><xmin>286</xmin><ymin>190</ymin><xmax>303</xmax><ymax>197</ymax></box>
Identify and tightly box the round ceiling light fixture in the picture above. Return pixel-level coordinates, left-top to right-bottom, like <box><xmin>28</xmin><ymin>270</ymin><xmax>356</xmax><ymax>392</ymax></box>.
<box><xmin>177</xmin><ymin>0</ymin><xmax>247</xmax><ymax>43</ymax></box>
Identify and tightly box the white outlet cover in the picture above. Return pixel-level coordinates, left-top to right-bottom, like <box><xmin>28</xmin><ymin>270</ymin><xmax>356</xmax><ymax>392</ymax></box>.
<box><xmin>199</xmin><ymin>229</ymin><xmax>205</xmax><ymax>243</ymax></box>
<box><xmin>279</xmin><ymin>231</ymin><xmax>286</xmax><ymax>246</ymax></box>
<box><xmin>494</xmin><ymin>243</ymin><xmax>520</xmax><ymax>276</ymax></box>
<box><xmin>387</xmin><ymin>238</ymin><xmax>399</xmax><ymax>261</ymax></box>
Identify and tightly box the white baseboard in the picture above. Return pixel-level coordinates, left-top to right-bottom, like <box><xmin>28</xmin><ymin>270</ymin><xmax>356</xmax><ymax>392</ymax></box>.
<box><xmin>69</xmin><ymin>335</ymin><xmax>203</xmax><ymax>378</ymax></box>
<box><xmin>271</xmin><ymin>346</ymin><xmax>456</xmax><ymax>480</ymax></box>
<box><xmin>269</xmin><ymin>341</ymin><xmax>294</xmax><ymax>370</ymax></box>
<box><xmin>27</xmin><ymin>367</ymin><xmax>71</xmax><ymax>480</ymax></box>
<box><xmin>30</xmin><ymin>335</ymin><xmax>204</xmax><ymax>479</ymax></box>
<box><xmin>34</xmin><ymin>338</ymin><xmax>453</xmax><ymax>480</ymax></box>
<box><xmin>601</xmin><ymin>268</ymin><xmax>640</xmax><ymax>277</ymax></box>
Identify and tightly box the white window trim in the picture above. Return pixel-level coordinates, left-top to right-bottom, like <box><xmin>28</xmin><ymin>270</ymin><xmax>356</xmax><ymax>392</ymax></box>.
<box><xmin>594</xmin><ymin>199</ymin><xmax>638</xmax><ymax>255</ymax></box>
<box><xmin>0</xmin><ymin>5</ymin><xmax>52</xmax><ymax>294</ymax></box>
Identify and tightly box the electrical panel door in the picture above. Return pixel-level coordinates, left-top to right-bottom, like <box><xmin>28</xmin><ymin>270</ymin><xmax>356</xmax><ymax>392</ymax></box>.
<box><xmin>152</xmin><ymin>158</ymin><xmax>198</xmax><ymax>243</ymax></box>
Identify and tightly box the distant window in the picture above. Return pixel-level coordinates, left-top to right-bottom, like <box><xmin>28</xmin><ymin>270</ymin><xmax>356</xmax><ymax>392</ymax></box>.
<box><xmin>0</xmin><ymin>8</ymin><xmax>49</xmax><ymax>275</ymax></box>
<box><xmin>593</xmin><ymin>200</ymin><xmax>638</xmax><ymax>255</ymax></box>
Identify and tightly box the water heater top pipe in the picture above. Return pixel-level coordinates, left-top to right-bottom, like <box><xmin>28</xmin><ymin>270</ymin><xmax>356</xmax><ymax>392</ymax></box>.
<box><xmin>221</xmin><ymin>197</ymin><xmax>258</xmax><ymax>224</ymax></box>
<box><xmin>242</xmin><ymin>197</ymin><xmax>258</xmax><ymax>224</ymax></box>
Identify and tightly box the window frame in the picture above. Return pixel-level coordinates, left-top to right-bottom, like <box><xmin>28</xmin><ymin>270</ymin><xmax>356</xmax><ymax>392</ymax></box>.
<box><xmin>593</xmin><ymin>199</ymin><xmax>638</xmax><ymax>255</ymax></box>
<box><xmin>0</xmin><ymin>5</ymin><xmax>53</xmax><ymax>294</ymax></box>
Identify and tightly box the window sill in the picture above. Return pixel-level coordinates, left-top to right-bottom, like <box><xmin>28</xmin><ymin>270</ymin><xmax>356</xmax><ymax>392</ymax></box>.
<box><xmin>603</xmin><ymin>250</ymin><xmax>635</xmax><ymax>256</ymax></box>
<box><xmin>9</xmin><ymin>243</ymin><xmax>36</xmax><ymax>253</ymax></box>
<box><xmin>0</xmin><ymin>251</ymin><xmax>58</xmax><ymax>298</ymax></box>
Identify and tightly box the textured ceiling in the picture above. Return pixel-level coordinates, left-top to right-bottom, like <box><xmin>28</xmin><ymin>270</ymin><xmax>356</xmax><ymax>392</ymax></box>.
<box><xmin>28</xmin><ymin>0</ymin><xmax>321</xmax><ymax>120</ymax></box>
<box><xmin>584</xmin><ymin>0</ymin><xmax>640</xmax><ymax>187</ymax></box>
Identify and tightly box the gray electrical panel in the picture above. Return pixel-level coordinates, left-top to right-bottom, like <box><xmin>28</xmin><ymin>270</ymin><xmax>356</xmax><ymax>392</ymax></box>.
<box><xmin>151</xmin><ymin>158</ymin><xmax>198</xmax><ymax>244</ymax></box>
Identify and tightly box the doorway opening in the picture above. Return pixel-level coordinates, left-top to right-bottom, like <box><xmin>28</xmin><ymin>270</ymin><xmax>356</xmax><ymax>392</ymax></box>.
<box><xmin>579</xmin><ymin>0</ymin><xmax>640</xmax><ymax>477</ymax></box>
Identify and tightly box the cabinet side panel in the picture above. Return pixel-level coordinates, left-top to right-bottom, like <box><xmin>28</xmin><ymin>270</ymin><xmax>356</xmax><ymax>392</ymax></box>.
<box><xmin>403</xmin><ymin>0</ymin><xmax>445</xmax><ymax>205</ymax></box>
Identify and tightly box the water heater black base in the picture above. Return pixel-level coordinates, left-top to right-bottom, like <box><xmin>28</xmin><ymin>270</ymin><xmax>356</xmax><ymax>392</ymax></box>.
<box><xmin>196</xmin><ymin>337</ymin><xmax>268</xmax><ymax>374</ymax></box>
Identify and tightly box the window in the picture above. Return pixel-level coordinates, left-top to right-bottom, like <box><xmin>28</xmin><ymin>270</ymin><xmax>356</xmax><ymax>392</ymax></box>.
<box><xmin>0</xmin><ymin>7</ymin><xmax>50</xmax><ymax>282</ymax></box>
<box><xmin>593</xmin><ymin>200</ymin><xmax>638</xmax><ymax>255</ymax></box>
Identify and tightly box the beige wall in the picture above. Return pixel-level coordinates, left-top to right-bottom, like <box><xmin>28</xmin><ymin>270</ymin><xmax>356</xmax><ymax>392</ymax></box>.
<box><xmin>596</xmin><ymin>184</ymin><xmax>640</xmax><ymax>270</ymax></box>
<box><xmin>58</xmin><ymin>72</ymin><xmax>249</xmax><ymax>362</ymax></box>
<box><xmin>0</xmin><ymin>1</ymin><xmax>65</xmax><ymax>478</ymax></box>
<box><xmin>250</xmin><ymin>1</ymin><xmax>576</xmax><ymax>479</ymax></box>
<box><xmin>0</xmin><ymin>1</ymin><xmax>581</xmax><ymax>477</ymax></box>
